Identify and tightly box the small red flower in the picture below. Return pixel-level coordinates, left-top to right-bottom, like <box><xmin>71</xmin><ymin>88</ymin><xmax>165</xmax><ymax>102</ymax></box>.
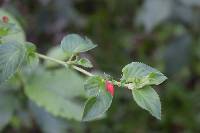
<box><xmin>2</xmin><ymin>16</ymin><xmax>9</xmax><ymax>23</ymax></box>
<box><xmin>105</xmin><ymin>81</ymin><xmax>114</xmax><ymax>96</ymax></box>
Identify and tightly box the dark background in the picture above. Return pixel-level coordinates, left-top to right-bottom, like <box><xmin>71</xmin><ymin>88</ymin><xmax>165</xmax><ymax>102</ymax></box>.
<box><xmin>1</xmin><ymin>0</ymin><xmax>200</xmax><ymax>132</ymax></box>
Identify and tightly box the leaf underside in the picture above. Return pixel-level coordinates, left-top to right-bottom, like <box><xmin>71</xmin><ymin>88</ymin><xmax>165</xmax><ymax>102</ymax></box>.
<box><xmin>0</xmin><ymin>41</ymin><xmax>26</xmax><ymax>85</ymax></box>
<box><xmin>61</xmin><ymin>34</ymin><xmax>97</xmax><ymax>56</ymax></box>
<box><xmin>82</xmin><ymin>76</ymin><xmax>112</xmax><ymax>121</ymax></box>
<box><xmin>82</xmin><ymin>90</ymin><xmax>112</xmax><ymax>121</ymax></box>
<box><xmin>25</xmin><ymin>68</ymin><xmax>86</xmax><ymax>121</ymax></box>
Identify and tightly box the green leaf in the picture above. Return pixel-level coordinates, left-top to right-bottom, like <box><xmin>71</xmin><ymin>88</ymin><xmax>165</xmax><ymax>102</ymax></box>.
<box><xmin>25</xmin><ymin>68</ymin><xmax>86</xmax><ymax>121</ymax></box>
<box><xmin>84</xmin><ymin>76</ymin><xmax>103</xmax><ymax>97</ymax></box>
<box><xmin>121</xmin><ymin>62</ymin><xmax>167</xmax><ymax>89</ymax></box>
<box><xmin>76</xmin><ymin>58</ymin><xmax>93</xmax><ymax>68</ymax></box>
<box><xmin>26</xmin><ymin>42</ymin><xmax>36</xmax><ymax>54</ymax></box>
<box><xmin>0</xmin><ymin>92</ymin><xmax>17</xmax><ymax>131</ymax></box>
<box><xmin>0</xmin><ymin>76</ymin><xmax>21</xmax><ymax>91</ymax></box>
<box><xmin>0</xmin><ymin>41</ymin><xmax>26</xmax><ymax>85</ymax></box>
<box><xmin>30</xmin><ymin>102</ymin><xmax>68</xmax><ymax>133</ymax></box>
<box><xmin>82</xmin><ymin>76</ymin><xmax>112</xmax><ymax>121</ymax></box>
<box><xmin>136</xmin><ymin>0</ymin><xmax>171</xmax><ymax>32</ymax></box>
<box><xmin>25</xmin><ymin>42</ymin><xmax>38</xmax><ymax>64</ymax></box>
<box><xmin>180</xmin><ymin>0</ymin><xmax>200</xmax><ymax>6</ymax></box>
<box><xmin>0</xmin><ymin>9</ymin><xmax>25</xmax><ymax>43</ymax></box>
<box><xmin>61</xmin><ymin>34</ymin><xmax>97</xmax><ymax>56</ymax></box>
<box><xmin>45</xmin><ymin>46</ymin><xmax>70</xmax><ymax>67</ymax></box>
<box><xmin>17</xmin><ymin>43</ymin><xmax>38</xmax><ymax>80</ymax></box>
<box><xmin>132</xmin><ymin>86</ymin><xmax>161</xmax><ymax>120</ymax></box>
<box><xmin>82</xmin><ymin>90</ymin><xmax>112</xmax><ymax>121</ymax></box>
<box><xmin>0</xmin><ymin>22</ymin><xmax>19</xmax><ymax>36</ymax></box>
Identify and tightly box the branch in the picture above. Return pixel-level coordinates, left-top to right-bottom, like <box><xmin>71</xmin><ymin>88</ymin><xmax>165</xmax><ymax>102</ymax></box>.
<box><xmin>36</xmin><ymin>53</ymin><xmax>93</xmax><ymax>77</ymax></box>
<box><xmin>36</xmin><ymin>53</ymin><xmax>131</xmax><ymax>89</ymax></box>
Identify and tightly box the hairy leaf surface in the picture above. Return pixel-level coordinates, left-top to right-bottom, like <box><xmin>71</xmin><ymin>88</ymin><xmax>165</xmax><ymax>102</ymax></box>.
<box><xmin>121</xmin><ymin>62</ymin><xmax>167</xmax><ymax>89</ymax></box>
<box><xmin>0</xmin><ymin>41</ymin><xmax>26</xmax><ymax>85</ymax></box>
<box><xmin>132</xmin><ymin>86</ymin><xmax>161</xmax><ymax>119</ymax></box>
<box><xmin>25</xmin><ymin>68</ymin><xmax>86</xmax><ymax>120</ymax></box>
<box><xmin>61</xmin><ymin>34</ymin><xmax>97</xmax><ymax>56</ymax></box>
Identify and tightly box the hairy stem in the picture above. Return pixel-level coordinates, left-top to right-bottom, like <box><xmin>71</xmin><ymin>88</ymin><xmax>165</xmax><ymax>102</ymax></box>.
<box><xmin>36</xmin><ymin>53</ymin><xmax>67</xmax><ymax>67</ymax></box>
<box><xmin>72</xmin><ymin>65</ymin><xmax>93</xmax><ymax>76</ymax></box>
<box><xmin>36</xmin><ymin>53</ymin><xmax>93</xmax><ymax>77</ymax></box>
<box><xmin>36</xmin><ymin>53</ymin><xmax>131</xmax><ymax>89</ymax></box>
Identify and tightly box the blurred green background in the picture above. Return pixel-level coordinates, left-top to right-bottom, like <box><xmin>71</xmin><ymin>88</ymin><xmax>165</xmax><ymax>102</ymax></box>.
<box><xmin>1</xmin><ymin>0</ymin><xmax>200</xmax><ymax>132</ymax></box>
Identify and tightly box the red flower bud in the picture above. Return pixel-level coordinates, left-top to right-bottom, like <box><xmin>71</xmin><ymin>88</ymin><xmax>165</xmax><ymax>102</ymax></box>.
<box><xmin>105</xmin><ymin>81</ymin><xmax>114</xmax><ymax>96</ymax></box>
<box><xmin>2</xmin><ymin>16</ymin><xmax>9</xmax><ymax>23</ymax></box>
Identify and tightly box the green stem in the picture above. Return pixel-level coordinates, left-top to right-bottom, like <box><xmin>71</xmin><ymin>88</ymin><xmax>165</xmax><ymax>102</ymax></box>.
<box><xmin>68</xmin><ymin>54</ymin><xmax>74</xmax><ymax>61</ymax></box>
<box><xmin>112</xmin><ymin>80</ymin><xmax>131</xmax><ymax>90</ymax></box>
<box><xmin>36</xmin><ymin>53</ymin><xmax>131</xmax><ymax>89</ymax></box>
<box><xmin>36</xmin><ymin>53</ymin><xmax>67</xmax><ymax>67</ymax></box>
<box><xmin>36</xmin><ymin>53</ymin><xmax>93</xmax><ymax>77</ymax></box>
<box><xmin>72</xmin><ymin>65</ymin><xmax>93</xmax><ymax>77</ymax></box>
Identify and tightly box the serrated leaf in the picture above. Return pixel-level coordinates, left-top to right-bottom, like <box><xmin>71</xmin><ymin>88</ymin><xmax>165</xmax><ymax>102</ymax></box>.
<box><xmin>0</xmin><ymin>21</ymin><xmax>20</xmax><ymax>36</ymax></box>
<box><xmin>76</xmin><ymin>58</ymin><xmax>93</xmax><ymax>68</ymax></box>
<box><xmin>132</xmin><ymin>86</ymin><xmax>161</xmax><ymax>119</ymax></box>
<box><xmin>82</xmin><ymin>89</ymin><xmax>112</xmax><ymax>121</ymax></box>
<box><xmin>61</xmin><ymin>34</ymin><xmax>97</xmax><ymax>56</ymax></box>
<box><xmin>84</xmin><ymin>76</ymin><xmax>103</xmax><ymax>97</ymax></box>
<box><xmin>82</xmin><ymin>76</ymin><xmax>112</xmax><ymax>121</ymax></box>
<box><xmin>25</xmin><ymin>68</ymin><xmax>86</xmax><ymax>121</ymax></box>
<box><xmin>0</xmin><ymin>9</ymin><xmax>25</xmax><ymax>43</ymax></box>
<box><xmin>0</xmin><ymin>41</ymin><xmax>26</xmax><ymax>85</ymax></box>
<box><xmin>121</xmin><ymin>62</ymin><xmax>167</xmax><ymax>89</ymax></box>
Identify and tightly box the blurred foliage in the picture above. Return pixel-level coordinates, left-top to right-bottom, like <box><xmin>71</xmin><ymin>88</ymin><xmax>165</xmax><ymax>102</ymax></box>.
<box><xmin>0</xmin><ymin>0</ymin><xmax>200</xmax><ymax>132</ymax></box>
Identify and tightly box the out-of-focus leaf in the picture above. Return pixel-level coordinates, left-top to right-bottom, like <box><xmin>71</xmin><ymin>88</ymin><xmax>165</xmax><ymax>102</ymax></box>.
<box><xmin>0</xmin><ymin>9</ymin><xmax>25</xmax><ymax>43</ymax></box>
<box><xmin>0</xmin><ymin>92</ymin><xmax>17</xmax><ymax>130</ymax></box>
<box><xmin>163</xmin><ymin>34</ymin><xmax>191</xmax><ymax>76</ymax></box>
<box><xmin>25</xmin><ymin>68</ymin><xmax>86</xmax><ymax>121</ymax></box>
<box><xmin>15</xmin><ymin>109</ymin><xmax>32</xmax><ymax>129</ymax></box>
<box><xmin>18</xmin><ymin>42</ymin><xmax>39</xmax><ymax>79</ymax></box>
<box><xmin>0</xmin><ymin>41</ymin><xmax>26</xmax><ymax>85</ymax></box>
<box><xmin>180</xmin><ymin>0</ymin><xmax>200</xmax><ymax>6</ymax></box>
<box><xmin>24</xmin><ymin>42</ymin><xmax>39</xmax><ymax>67</ymax></box>
<box><xmin>0</xmin><ymin>21</ymin><xmax>19</xmax><ymax>36</ymax></box>
<box><xmin>45</xmin><ymin>46</ymin><xmax>70</xmax><ymax>67</ymax></box>
<box><xmin>132</xmin><ymin>86</ymin><xmax>161</xmax><ymax>119</ymax></box>
<box><xmin>173</xmin><ymin>4</ymin><xmax>194</xmax><ymax>25</ymax></box>
<box><xmin>25</xmin><ymin>42</ymin><xmax>36</xmax><ymax>56</ymax></box>
<box><xmin>76</xmin><ymin>58</ymin><xmax>93</xmax><ymax>68</ymax></box>
<box><xmin>0</xmin><ymin>76</ymin><xmax>21</xmax><ymax>91</ymax></box>
<box><xmin>21</xmin><ymin>57</ymin><xmax>39</xmax><ymax>81</ymax></box>
<box><xmin>136</xmin><ymin>0</ymin><xmax>172</xmax><ymax>32</ymax></box>
<box><xmin>29</xmin><ymin>102</ymin><xmax>68</xmax><ymax>133</ymax></box>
